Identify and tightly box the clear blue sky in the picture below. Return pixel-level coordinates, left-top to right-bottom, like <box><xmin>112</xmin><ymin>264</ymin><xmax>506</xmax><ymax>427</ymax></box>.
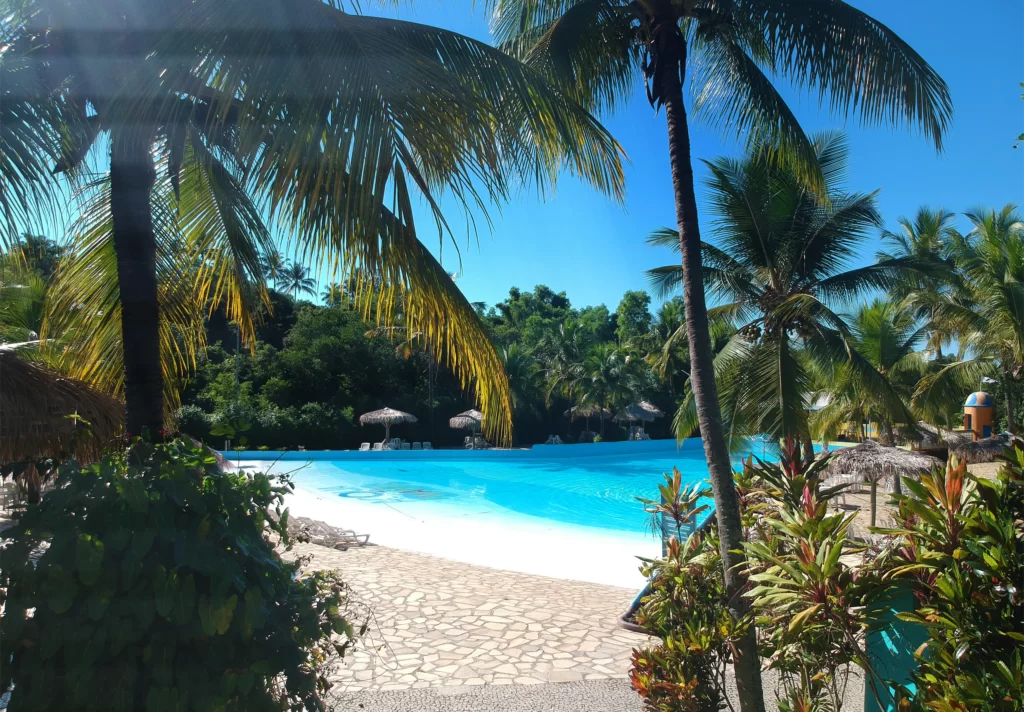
<box><xmin>363</xmin><ymin>0</ymin><xmax>1024</xmax><ymax>314</ymax></box>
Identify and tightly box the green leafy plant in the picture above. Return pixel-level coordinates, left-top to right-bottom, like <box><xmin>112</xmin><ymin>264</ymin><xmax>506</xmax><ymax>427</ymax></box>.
<box><xmin>743</xmin><ymin>450</ymin><xmax>869</xmax><ymax>712</ymax></box>
<box><xmin>0</xmin><ymin>437</ymin><xmax>358</xmax><ymax>711</ymax></box>
<box><xmin>630</xmin><ymin>469</ymin><xmax>742</xmax><ymax>712</ymax></box>
<box><xmin>631</xmin><ymin>530</ymin><xmax>742</xmax><ymax>712</ymax></box>
<box><xmin>869</xmin><ymin>446</ymin><xmax>1024</xmax><ymax>710</ymax></box>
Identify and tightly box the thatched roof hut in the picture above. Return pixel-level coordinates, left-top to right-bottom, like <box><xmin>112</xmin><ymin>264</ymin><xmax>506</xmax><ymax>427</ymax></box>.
<box><xmin>359</xmin><ymin>407</ymin><xmax>417</xmax><ymax>443</ymax></box>
<box><xmin>0</xmin><ymin>348</ymin><xmax>123</xmax><ymax>464</ymax></box>
<box><xmin>824</xmin><ymin>440</ymin><xmax>939</xmax><ymax>486</ymax></box>
<box><xmin>913</xmin><ymin>422</ymin><xmax>973</xmax><ymax>449</ymax></box>
<box><xmin>449</xmin><ymin>409</ymin><xmax>483</xmax><ymax>431</ymax></box>
<box><xmin>953</xmin><ymin>432</ymin><xmax>1015</xmax><ymax>464</ymax></box>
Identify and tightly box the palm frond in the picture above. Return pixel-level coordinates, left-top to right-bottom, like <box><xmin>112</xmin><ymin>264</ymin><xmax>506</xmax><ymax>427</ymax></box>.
<box><xmin>691</xmin><ymin>34</ymin><xmax>822</xmax><ymax>194</ymax></box>
<box><xmin>912</xmin><ymin>358</ymin><xmax>998</xmax><ymax>422</ymax></box>
<box><xmin>742</xmin><ymin>0</ymin><xmax>953</xmax><ymax>150</ymax></box>
<box><xmin>0</xmin><ymin>41</ymin><xmax>68</xmax><ymax>242</ymax></box>
<box><xmin>40</xmin><ymin>176</ymin><xmax>208</xmax><ymax>417</ymax></box>
<box><xmin>494</xmin><ymin>0</ymin><xmax>639</xmax><ymax>114</ymax></box>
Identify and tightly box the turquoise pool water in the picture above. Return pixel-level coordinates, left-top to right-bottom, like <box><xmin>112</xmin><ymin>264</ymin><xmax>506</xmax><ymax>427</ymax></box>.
<box><xmin>230</xmin><ymin>438</ymin><xmax>781</xmax><ymax>534</ymax></box>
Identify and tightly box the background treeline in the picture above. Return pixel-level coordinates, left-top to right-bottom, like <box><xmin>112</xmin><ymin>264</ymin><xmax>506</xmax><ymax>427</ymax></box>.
<box><xmin>181</xmin><ymin>277</ymin><xmax>683</xmax><ymax>449</ymax></box>
<box><xmin>3</xmin><ymin>196</ymin><xmax>1021</xmax><ymax>452</ymax></box>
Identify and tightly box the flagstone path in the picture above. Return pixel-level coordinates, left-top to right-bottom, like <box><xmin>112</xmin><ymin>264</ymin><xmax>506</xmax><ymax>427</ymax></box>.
<box><xmin>288</xmin><ymin>543</ymin><xmax>648</xmax><ymax>693</ymax></box>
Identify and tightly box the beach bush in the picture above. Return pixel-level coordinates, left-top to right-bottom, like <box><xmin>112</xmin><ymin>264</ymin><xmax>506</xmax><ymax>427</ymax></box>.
<box><xmin>0</xmin><ymin>437</ymin><xmax>358</xmax><ymax>711</ymax></box>
<box><xmin>631</xmin><ymin>448</ymin><xmax>870</xmax><ymax>712</ymax></box>
<box><xmin>630</xmin><ymin>471</ymin><xmax>743</xmax><ymax>711</ymax></box>
<box><xmin>742</xmin><ymin>451</ymin><xmax>869</xmax><ymax>711</ymax></box>
<box><xmin>868</xmin><ymin>445</ymin><xmax>1024</xmax><ymax>710</ymax></box>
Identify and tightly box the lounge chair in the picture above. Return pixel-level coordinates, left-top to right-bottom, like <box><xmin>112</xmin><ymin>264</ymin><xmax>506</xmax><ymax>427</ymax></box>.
<box><xmin>330</xmin><ymin>529</ymin><xmax>371</xmax><ymax>550</ymax></box>
<box><xmin>412</xmin><ymin>442</ymin><xmax>422</xmax><ymax>450</ymax></box>
<box><xmin>372</xmin><ymin>442</ymin><xmax>383</xmax><ymax>451</ymax></box>
<box><xmin>401</xmin><ymin>442</ymin><xmax>411</xmax><ymax>450</ymax></box>
<box><xmin>422</xmin><ymin>442</ymin><xmax>432</xmax><ymax>450</ymax></box>
<box><xmin>358</xmin><ymin>442</ymin><xmax>371</xmax><ymax>451</ymax></box>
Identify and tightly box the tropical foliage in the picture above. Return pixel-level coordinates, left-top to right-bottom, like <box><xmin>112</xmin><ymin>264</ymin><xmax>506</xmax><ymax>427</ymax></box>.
<box><xmin>0</xmin><ymin>437</ymin><xmax>361</xmax><ymax>711</ymax></box>
<box><xmin>496</xmin><ymin>0</ymin><xmax>952</xmax><ymax>697</ymax></box>
<box><xmin>867</xmin><ymin>445</ymin><xmax>1024</xmax><ymax>710</ymax></box>
<box><xmin>657</xmin><ymin>134</ymin><xmax>916</xmax><ymax>454</ymax></box>
<box><xmin>1</xmin><ymin>0</ymin><xmax>626</xmax><ymax>445</ymax></box>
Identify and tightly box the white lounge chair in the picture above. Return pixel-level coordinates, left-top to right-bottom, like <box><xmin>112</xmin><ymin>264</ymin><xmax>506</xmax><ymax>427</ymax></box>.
<box><xmin>401</xmin><ymin>442</ymin><xmax>411</xmax><ymax>450</ymax></box>
<box><xmin>358</xmin><ymin>442</ymin><xmax>371</xmax><ymax>451</ymax></box>
<box><xmin>337</xmin><ymin>529</ymin><xmax>370</xmax><ymax>548</ymax></box>
<box><xmin>412</xmin><ymin>442</ymin><xmax>422</xmax><ymax>450</ymax></box>
<box><xmin>422</xmin><ymin>442</ymin><xmax>432</xmax><ymax>450</ymax></box>
<box><xmin>372</xmin><ymin>442</ymin><xmax>383</xmax><ymax>451</ymax></box>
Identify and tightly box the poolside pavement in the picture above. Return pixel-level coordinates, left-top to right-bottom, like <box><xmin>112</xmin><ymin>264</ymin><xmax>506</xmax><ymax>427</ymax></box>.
<box><xmin>295</xmin><ymin>542</ymin><xmax>865</xmax><ymax>712</ymax></box>
<box><xmin>288</xmin><ymin>543</ymin><xmax>648</xmax><ymax>693</ymax></box>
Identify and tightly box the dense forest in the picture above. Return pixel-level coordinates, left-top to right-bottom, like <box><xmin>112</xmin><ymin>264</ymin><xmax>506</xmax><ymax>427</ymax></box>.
<box><xmin>3</xmin><ymin>195</ymin><xmax>1022</xmax><ymax>453</ymax></box>
<box><xmin>180</xmin><ymin>283</ymin><xmax>682</xmax><ymax>449</ymax></box>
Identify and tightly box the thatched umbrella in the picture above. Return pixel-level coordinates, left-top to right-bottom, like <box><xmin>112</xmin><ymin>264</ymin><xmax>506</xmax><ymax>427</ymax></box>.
<box><xmin>449</xmin><ymin>409</ymin><xmax>483</xmax><ymax>432</ymax></box>
<box><xmin>913</xmin><ymin>422</ymin><xmax>973</xmax><ymax>450</ymax></box>
<box><xmin>953</xmin><ymin>432</ymin><xmax>1014</xmax><ymax>464</ymax></box>
<box><xmin>564</xmin><ymin>404</ymin><xmax>612</xmax><ymax>436</ymax></box>
<box><xmin>637</xmin><ymin>400</ymin><xmax>665</xmax><ymax>418</ymax></box>
<box><xmin>615</xmin><ymin>404</ymin><xmax>656</xmax><ymax>440</ymax></box>
<box><xmin>359</xmin><ymin>407</ymin><xmax>417</xmax><ymax>445</ymax></box>
<box><xmin>449</xmin><ymin>409</ymin><xmax>484</xmax><ymax>448</ymax></box>
<box><xmin>0</xmin><ymin>348</ymin><xmax>124</xmax><ymax>501</ymax></box>
<box><xmin>824</xmin><ymin>440</ymin><xmax>940</xmax><ymax>526</ymax></box>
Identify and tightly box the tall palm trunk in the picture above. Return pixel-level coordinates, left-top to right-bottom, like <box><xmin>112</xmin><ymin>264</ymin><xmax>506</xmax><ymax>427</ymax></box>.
<box><xmin>1004</xmin><ymin>369</ymin><xmax>1017</xmax><ymax>435</ymax></box>
<box><xmin>656</xmin><ymin>22</ymin><xmax>765</xmax><ymax>711</ymax></box>
<box><xmin>799</xmin><ymin>425</ymin><xmax>816</xmax><ymax>468</ymax></box>
<box><xmin>110</xmin><ymin>127</ymin><xmax>163</xmax><ymax>437</ymax></box>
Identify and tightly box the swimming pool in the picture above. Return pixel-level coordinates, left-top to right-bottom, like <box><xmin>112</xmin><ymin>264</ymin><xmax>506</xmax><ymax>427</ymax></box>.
<box><xmin>227</xmin><ymin>438</ymin><xmax>778</xmax><ymax>535</ymax></box>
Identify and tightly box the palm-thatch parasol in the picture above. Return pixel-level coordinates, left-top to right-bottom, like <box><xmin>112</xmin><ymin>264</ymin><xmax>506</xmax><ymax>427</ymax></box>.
<box><xmin>953</xmin><ymin>432</ymin><xmax>1014</xmax><ymax>464</ymax></box>
<box><xmin>824</xmin><ymin>440</ymin><xmax>940</xmax><ymax>526</ymax></box>
<box><xmin>615</xmin><ymin>404</ymin><xmax>656</xmax><ymax>440</ymax></box>
<box><xmin>449</xmin><ymin>409</ymin><xmax>483</xmax><ymax>432</ymax></box>
<box><xmin>0</xmin><ymin>347</ymin><xmax>124</xmax><ymax>490</ymax></box>
<box><xmin>913</xmin><ymin>422</ymin><xmax>973</xmax><ymax>450</ymax></box>
<box><xmin>564</xmin><ymin>404</ymin><xmax>612</xmax><ymax>436</ymax></box>
<box><xmin>637</xmin><ymin>401</ymin><xmax>665</xmax><ymax>418</ymax></box>
<box><xmin>359</xmin><ymin>407</ymin><xmax>417</xmax><ymax>444</ymax></box>
<box><xmin>615</xmin><ymin>404</ymin><xmax>657</xmax><ymax>423</ymax></box>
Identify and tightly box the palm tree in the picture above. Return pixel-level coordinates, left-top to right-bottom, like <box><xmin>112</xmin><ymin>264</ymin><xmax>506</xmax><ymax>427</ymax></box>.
<box><xmin>279</xmin><ymin>262</ymin><xmax>316</xmax><ymax>300</ymax></box>
<box><xmin>540</xmin><ymin>320</ymin><xmax>590</xmax><ymax>437</ymax></box>
<box><xmin>501</xmin><ymin>343</ymin><xmax>543</xmax><ymax>443</ymax></box>
<box><xmin>878</xmin><ymin>208</ymin><xmax>961</xmax><ymax>358</ymax></box>
<box><xmin>580</xmin><ymin>343</ymin><xmax>631</xmax><ymax>436</ymax></box>
<box><xmin>495</xmin><ymin>6</ymin><xmax>950</xmax><ymax>697</ymax></box>
<box><xmin>321</xmin><ymin>282</ymin><xmax>346</xmax><ymax>307</ymax></box>
<box><xmin>812</xmin><ymin>299</ymin><xmax>926</xmax><ymax>446</ymax></box>
<box><xmin>914</xmin><ymin>206</ymin><xmax>1024</xmax><ymax>433</ymax></box>
<box><xmin>662</xmin><ymin>134</ymin><xmax>916</xmax><ymax>463</ymax></box>
<box><xmin>261</xmin><ymin>251</ymin><xmax>288</xmax><ymax>290</ymax></box>
<box><xmin>4</xmin><ymin>0</ymin><xmax>624</xmax><ymax>441</ymax></box>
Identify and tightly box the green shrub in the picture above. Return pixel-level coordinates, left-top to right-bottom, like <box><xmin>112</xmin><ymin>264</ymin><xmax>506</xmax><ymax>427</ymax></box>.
<box><xmin>629</xmin><ymin>471</ymin><xmax>741</xmax><ymax>711</ymax></box>
<box><xmin>869</xmin><ymin>446</ymin><xmax>1024</xmax><ymax>710</ymax></box>
<box><xmin>0</xmin><ymin>438</ymin><xmax>357</xmax><ymax>711</ymax></box>
<box><xmin>174</xmin><ymin>404</ymin><xmax>211</xmax><ymax>442</ymax></box>
<box><xmin>742</xmin><ymin>449</ymin><xmax>869</xmax><ymax>712</ymax></box>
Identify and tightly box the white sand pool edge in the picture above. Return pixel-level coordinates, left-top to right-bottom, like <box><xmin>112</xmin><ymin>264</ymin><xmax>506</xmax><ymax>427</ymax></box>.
<box><xmin>279</xmin><ymin>483</ymin><xmax>659</xmax><ymax>590</ymax></box>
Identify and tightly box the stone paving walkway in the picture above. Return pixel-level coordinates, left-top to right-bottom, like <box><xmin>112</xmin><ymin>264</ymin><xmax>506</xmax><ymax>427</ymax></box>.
<box><xmin>288</xmin><ymin>543</ymin><xmax>648</xmax><ymax>693</ymax></box>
